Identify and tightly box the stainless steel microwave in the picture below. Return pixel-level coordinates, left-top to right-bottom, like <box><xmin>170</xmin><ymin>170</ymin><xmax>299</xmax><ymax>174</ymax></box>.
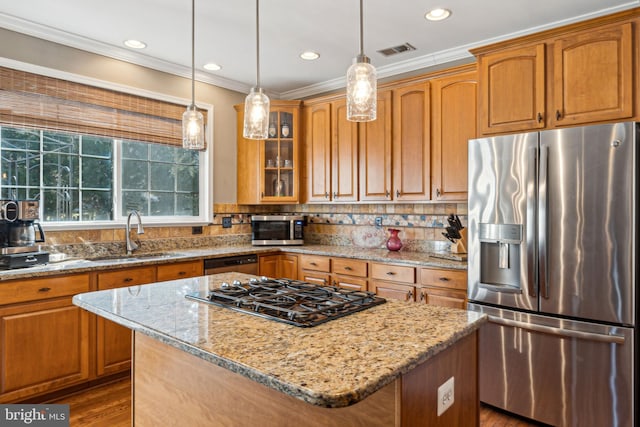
<box><xmin>251</xmin><ymin>215</ymin><xmax>304</xmax><ymax>246</ymax></box>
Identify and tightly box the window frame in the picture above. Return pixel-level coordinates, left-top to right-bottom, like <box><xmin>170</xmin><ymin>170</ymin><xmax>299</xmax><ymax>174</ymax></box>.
<box><xmin>0</xmin><ymin>58</ymin><xmax>214</xmax><ymax>230</ymax></box>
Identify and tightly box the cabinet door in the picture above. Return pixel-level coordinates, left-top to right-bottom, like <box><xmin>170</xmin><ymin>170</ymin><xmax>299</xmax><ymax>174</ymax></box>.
<box><xmin>278</xmin><ymin>254</ymin><xmax>298</xmax><ymax>279</ymax></box>
<box><xmin>96</xmin><ymin>266</ymin><xmax>155</xmax><ymax>376</ymax></box>
<box><xmin>0</xmin><ymin>298</ymin><xmax>90</xmax><ymax>402</ymax></box>
<box><xmin>552</xmin><ymin>22</ymin><xmax>633</xmax><ymax>126</ymax></box>
<box><xmin>371</xmin><ymin>280</ymin><xmax>415</xmax><ymax>302</ymax></box>
<box><xmin>418</xmin><ymin>287</ymin><xmax>467</xmax><ymax>309</ymax></box>
<box><xmin>431</xmin><ymin>70</ymin><xmax>477</xmax><ymax>201</ymax></box>
<box><xmin>259</xmin><ymin>254</ymin><xmax>279</xmax><ymax>278</ymax></box>
<box><xmin>359</xmin><ymin>90</ymin><xmax>392</xmax><ymax>201</ymax></box>
<box><xmin>304</xmin><ymin>103</ymin><xmax>331</xmax><ymax>202</ymax></box>
<box><xmin>331</xmin><ymin>99</ymin><xmax>359</xmax><ymax>202</ymax></box>
<box><xmin>392</xmin><ymin>83</ymin><xmax>431</xmax><ymax>201</ymax></box>
<box><xmin>262</xmin><ymin>108</ymin><xmax>299</xmax><ymax>202</ymax></box>
<box><xmin>478</xmin><ymin>44</ymin><xmax>546</xmax><ymax>134</ymax></box>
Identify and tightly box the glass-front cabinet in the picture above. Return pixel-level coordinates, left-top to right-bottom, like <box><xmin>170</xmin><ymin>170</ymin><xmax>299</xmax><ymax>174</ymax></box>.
<box><xmin>236</xmin><ymin>100</ymin><xmax>301</xmax><ymax>204</ymax></box>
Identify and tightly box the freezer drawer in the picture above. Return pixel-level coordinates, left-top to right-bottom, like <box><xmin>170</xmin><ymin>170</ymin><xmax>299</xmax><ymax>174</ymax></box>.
<box><xmin>470</xmin><ymin>304</ymin><xmax>634</xmax><ymax>427</ymax></box>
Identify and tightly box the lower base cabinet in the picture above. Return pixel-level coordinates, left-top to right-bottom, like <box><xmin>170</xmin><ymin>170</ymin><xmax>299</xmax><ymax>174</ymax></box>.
<box><xmin>0</xmin><ymin>274</ymin><xmax>91</xmax><ymax>403</ymax></box>
<box><xmin>259</xmin><ymin>254</ymin><xmax>299</xmax><ymax>279</ymax></box>
<box><xmin>418</xmin><ymin>268</ymin><xmax>467</xmax><ymax>309</ymax></box>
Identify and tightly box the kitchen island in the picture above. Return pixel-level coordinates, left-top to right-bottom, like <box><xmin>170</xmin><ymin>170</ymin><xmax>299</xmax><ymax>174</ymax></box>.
<box><xmin>72</xmin><ymin>272</ymin><xmax>485</xmax><ymax>427</ymax></box>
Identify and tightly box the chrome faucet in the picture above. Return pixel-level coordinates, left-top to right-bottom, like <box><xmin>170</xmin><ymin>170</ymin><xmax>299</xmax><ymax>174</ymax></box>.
<box><xmin>125</xmin><ymin>210</ymin><xmax>145</xmax><ymax>255</ymax></box>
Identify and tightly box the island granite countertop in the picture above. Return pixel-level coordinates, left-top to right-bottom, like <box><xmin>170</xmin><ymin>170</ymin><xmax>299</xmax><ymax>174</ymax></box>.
<box><xmin>72</xmin><ymin>272</ymin><xmax>485</xmax><ymax>408</ymax></box>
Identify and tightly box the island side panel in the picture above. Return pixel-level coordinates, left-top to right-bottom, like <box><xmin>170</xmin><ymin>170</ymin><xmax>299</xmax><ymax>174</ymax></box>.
<box><xmin>132</xmin><ymin>332</ymin><xmax>399</xmax><ymax>427</ymax></box>
<box><xmin>401</xmin><ymin>331</ymin><xmax>478</xmax><ymax>427</ymax></box>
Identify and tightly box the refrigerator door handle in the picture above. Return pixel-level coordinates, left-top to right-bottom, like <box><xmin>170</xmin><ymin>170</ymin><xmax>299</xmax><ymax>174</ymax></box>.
<box><xmin>487</xmin><ymin>315</ymin><xmax>625</xmax><ymax>344</ymax></box>
<box><xmin>526</xmin><ymin>146</ymin><xmax>538</xmax><ymax>298</ymax></box>
<box><xmin>538</xmin><ymin>145</ymin><xmax>549</xmax><ymax>299</ymax></box>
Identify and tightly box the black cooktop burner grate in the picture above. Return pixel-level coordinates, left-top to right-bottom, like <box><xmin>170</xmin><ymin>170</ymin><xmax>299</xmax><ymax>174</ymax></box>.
<box><xmin>185</xmin><ymin>277</ymin><xmax>386</xmax><ymax>327</ymax></box>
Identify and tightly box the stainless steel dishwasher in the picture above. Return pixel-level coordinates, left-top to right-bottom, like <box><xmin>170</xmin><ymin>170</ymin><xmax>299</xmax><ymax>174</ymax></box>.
<box><xmin>203</xmin><ymin>254</ymin><xmax>258</xmax><ymax>275</ymax></box>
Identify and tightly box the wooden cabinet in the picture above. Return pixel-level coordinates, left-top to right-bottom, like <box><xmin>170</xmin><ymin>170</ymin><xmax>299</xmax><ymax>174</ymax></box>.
<box><xmin>392</xmin><ymin>82</ymin><xmax>431</xmax><ymax>201</ymax></box>
<box><xmin>370</xmin><ymin>262</ymin><xmax>416</xmax><ymax>302</ymax></box>
<box><xmin>551</xmin><ymin>22</ymin><xmax>633</xmax><ymax>126</ymax></box>
<box><xmin>157</xmin><ymin>260</ymin><xmax>203</xmax><ymax>282</ymax></box>
<box><xmin>298</xmin><ymin>254</ymin><xmax>331</xmax><ymax>286</ymax></box>
<box><xmin>475</xmin><ymin>20</ymin><xmax>633</xmax><ymax>135</ymax></box>
<box><xmin>236</xmin><ymin>100</ymin><xmax>301</xmax><ymax>204</ymax></box>
<box><xmin>418</xmin><ymin>268</ymin><xmax>467</xmax><ymax>309</ymax></box>
<box><xmin>259</xmin><ymin>254</ymin><xmax>298</xmax><ymax>279</ymax></box>
<box><xmin>0</xmin><ymin>274</ymin><xmax>90</xmax><ymax>402</ymax></box>
<box><xmin>303</xmin><ymin>98</ymin><xmax>359</xmax><ymax>202</ymax></box>
<box><xmin>96</xmin><ymin>266</ymin><xmax>155</xmax><ymax>376</ymax></box>
<box><xmin>431</xmin><ymin>70</ymin><xmax>477</xmax><ymax>201</ymax></box>
<box><xmin>476</xmin><ymin>43</ymin><xmax>546</xmax><ymax>134</ymax></box>
<box><xmin>331</xmin><ymin>258</ymin><xmax>368</xmax><ymax>291</ymax></box>
<box><xmin>359</xmin><ymin>90</ymin><xmax>393</xmax><ymax>201</ymax></box>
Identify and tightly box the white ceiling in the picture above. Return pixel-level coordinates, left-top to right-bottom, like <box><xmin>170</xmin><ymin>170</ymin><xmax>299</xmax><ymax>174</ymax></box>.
<box><xmin>0</xmin><ymin>0</ymin><xmax>637</xmax><ymax>99</ymax></box>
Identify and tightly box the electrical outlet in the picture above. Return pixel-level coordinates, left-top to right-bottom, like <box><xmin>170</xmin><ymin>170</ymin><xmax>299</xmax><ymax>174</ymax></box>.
<box><xmin>437</xmin><ymin>376</ymin><xmax>454</xmax><ymax>416</ymax></box>
<box><xmin>191</xmin><ymin>226</ymin><xmax>203</xmax><ymax>235</ymax></box>
<box><xmin>222</xmin><ymin>217</ymin><xmax>232</xmax><ymax>228</ymax></box>
<box><xmin>375</xmin><ymin>217</ymin><xmax>383</xmax><ymax>227</ymax></box>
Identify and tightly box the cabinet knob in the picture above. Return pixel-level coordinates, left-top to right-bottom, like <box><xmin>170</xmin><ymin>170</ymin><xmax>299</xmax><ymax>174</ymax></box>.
<box><xmin>386</xmin><ymin>271</ymin><xmax>396</xmax><ymax>276</ymax></box>
<box><xmin>537</xmin><ymin>112</ymin><xmax>543</xmax><ymax>123</ymax></box>
<box><xmin>556</xmin><ymin>110</ymin><xmax>562</xmax><ymax>121</ymax></box>
<box><xmin>124</xmin><ymin>277</ymin><xmax>133</xmax><ymax>283</ymax></box>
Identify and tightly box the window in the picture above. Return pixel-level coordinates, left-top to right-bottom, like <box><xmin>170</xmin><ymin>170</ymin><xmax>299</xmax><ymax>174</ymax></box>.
<box><xmin>0</xmin><ymin>125</ymin><xmax>204</xmax><ymax>225</ymax></box>
<box><xmin>0</xmin><ymin>65</ymin><xmax>212</xmax><ymax>227</ymax></box>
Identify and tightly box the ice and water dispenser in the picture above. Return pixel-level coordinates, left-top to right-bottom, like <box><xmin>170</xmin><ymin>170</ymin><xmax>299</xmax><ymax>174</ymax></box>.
<box><xmin>478</xmin><ymin>223</ymin><xmax>522</xmax><ymax>290</ymax></box>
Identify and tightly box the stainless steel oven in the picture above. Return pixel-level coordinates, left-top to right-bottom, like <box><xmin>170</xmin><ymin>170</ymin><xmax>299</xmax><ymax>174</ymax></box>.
<box><xmin>251</xmin><ymin>215</ymin><xmax>304</xmax><ymax>246</ymax></box>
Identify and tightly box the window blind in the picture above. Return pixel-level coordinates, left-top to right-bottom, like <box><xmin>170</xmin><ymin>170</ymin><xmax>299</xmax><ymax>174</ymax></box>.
<box><xmin>0</xmin><ymin>67</ymin><xmax>207</xmax><ymax>148</ymax></box>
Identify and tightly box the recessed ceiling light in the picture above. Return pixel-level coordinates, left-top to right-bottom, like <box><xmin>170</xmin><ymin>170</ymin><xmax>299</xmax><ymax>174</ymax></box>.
<box><xmin>300</xmin><ymin>51</ymin><xmax>320</xmax><ymax>61</ymax></box>
<box><xmin>425</xmin><ymin>8</ymin><xmax>451</xmax><ymax>21</ymax></box>
<box><xmin>203</xmin><ymin>63</ymin><xmax>222</xmax><ymax>71</ymax></box>
<box><xmin>123</xmin><ymin>39</ymin><xmax>147</xmax><ymax>49</ymax></box>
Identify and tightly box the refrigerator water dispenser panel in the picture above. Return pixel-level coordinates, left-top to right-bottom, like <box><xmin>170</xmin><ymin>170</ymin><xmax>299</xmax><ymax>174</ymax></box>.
<box><xmin>479</xmin><ymin>223</ymin><xmax>522</xmax><ymax>289</ymax></box>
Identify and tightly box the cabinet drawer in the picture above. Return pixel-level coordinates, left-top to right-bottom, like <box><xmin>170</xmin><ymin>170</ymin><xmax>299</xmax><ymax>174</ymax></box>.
<box><xmin>157</xmin><ymin>261</ymin><xmax>203</xmax><ymax>282</ymax></box>
<box><xmin>371</xmin><ymin>280</ymin><xmax>415</xmax><ymax>302</ymax></box>
<box><xmin>371</xmin><ymin>263</ymin><xmax>415</xmax><ymax>284</ymax></box>
<box><xmin>300</xmin><ymin>255</ymin><xmax>331</xmax><ymax>272</ymax></box>
<box><xmin>418</xmin><ymin>286</ymin><xmax>467</xmax><ymax>309</ymax></box>
<box><xmin>299</xmin><ymin>272</ymin><xmax>331</xmax><ymax>286</ymax></box>
<box><xmin>98</xmin><ymin>266</ymin><xmax>155</xmax><ymax>290</ymax></box>
<box><xmin>332</xmin><ymin>258</ymin><xmax>367</xmax><ymax>277</ymax></box>
<box><xmin>332</xmin><ymin>275</ymin><xmax>368</xmax><ymax>292</ymax></box>
<box><xmin>419</xmin><ymin>268</ymin><xmax>467</xmax><ymax>291</ymax></box>
<box><xmin>0</xmin><ymin>274</ymin><xmax>90</xmax><ymax>305</ymax></box>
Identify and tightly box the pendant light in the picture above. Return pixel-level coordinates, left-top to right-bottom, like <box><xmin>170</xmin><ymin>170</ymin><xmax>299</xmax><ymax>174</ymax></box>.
<box><xmin>182</xmin><ymin>0</ymin><xmax>205</xmax><ymax>150</ymax></box>
<box><xmin>243</xmin><ymin>0</ymin><xmax>270</xmax><ymax>140</ymax></box>
<box><xmin>346</xmin><ymin>0</ymin><xmax>377</xmax><ymax>122</ymax></box>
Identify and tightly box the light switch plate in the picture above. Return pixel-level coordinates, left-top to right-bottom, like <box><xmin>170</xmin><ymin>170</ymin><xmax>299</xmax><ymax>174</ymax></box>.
<box><xmin>437</xmin><ymin>376</ymin><xmax>454</xmax><ymax>416</ymax></box>
<box><xmin>375</xmin><ymin>217</ymin><xmax>383</xmax><ymax>227</ymax></box>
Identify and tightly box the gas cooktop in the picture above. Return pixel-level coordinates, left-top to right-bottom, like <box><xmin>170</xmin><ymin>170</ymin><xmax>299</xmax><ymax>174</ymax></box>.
<box><xmin>185</xmin><ymin>277</ymin><xmax>386</xmax><ymax>327</ymax></box>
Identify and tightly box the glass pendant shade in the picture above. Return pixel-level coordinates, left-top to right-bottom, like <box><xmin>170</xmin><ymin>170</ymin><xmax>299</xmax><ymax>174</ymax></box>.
<box><xmin>243</xmin><ymin>87</ymin><xmax>270</xmax><ymax>140</ymax></box>
<box><xmin>346</xmin><ymin>55</ymin><xmax>377</xmax><ymax>122</ymax></box>
<box><xmin>182</xmin><ymin>105</ymin><xmax>205</xmax><ymax>150</ymax></box>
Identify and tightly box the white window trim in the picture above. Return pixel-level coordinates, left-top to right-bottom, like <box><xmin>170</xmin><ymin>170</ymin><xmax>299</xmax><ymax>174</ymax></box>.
<box><xmin>0</xmin><ymin>58</ymin><xmax>214</xmax><ymax>230</ymax></box>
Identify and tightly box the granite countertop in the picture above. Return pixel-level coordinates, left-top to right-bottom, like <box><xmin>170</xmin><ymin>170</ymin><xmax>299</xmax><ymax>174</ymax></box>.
<box><xmin>72</xmin><ymin>272</ymin><xmax>485</xmax><ymax>408</ymax></box>
<box><xmin>0</xmin><ymin>244</ymin><xmax>466</xmax><ymax>281</ymax></box>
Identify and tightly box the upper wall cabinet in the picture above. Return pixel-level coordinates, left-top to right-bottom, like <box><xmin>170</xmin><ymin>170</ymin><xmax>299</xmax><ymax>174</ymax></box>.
<box><xmin>303</xmin><ymin>99</ymin><xmax>359</xmax><ymax>202</ymax></box>
<box><xmin>431</xmin><ymin>70</ymin><xmax>477</xmax><ymax>201</ymax></box>
<box><xmin>236</xmin><ymin>100</ymin><xmax>301</xmax><ymax>204</ymax></box>
<box><xmin>359</xmin><ymin>90</ymin><xmax>392</xmax><ymax>201</ymax></box>
<box><xmin>474</xmin><ymin>18</ymin><xmax>634</xmax><ymax>135</ymax></box>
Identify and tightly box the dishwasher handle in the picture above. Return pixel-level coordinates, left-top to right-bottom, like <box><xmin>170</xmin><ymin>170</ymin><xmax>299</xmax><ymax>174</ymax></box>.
<box><xmin>204</xmin><ymin>255</ymin><xmax>258</xmax><ymax>269</ymax></box>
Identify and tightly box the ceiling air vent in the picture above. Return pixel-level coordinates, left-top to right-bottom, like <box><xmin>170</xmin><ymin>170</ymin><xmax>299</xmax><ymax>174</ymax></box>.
<box><xmin>377</xmin><ymin>43</ymin><xmax>416</xmax><ymax>57</ymax></box>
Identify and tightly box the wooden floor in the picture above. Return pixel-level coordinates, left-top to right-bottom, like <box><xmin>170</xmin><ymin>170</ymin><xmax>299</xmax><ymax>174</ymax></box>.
<box><xmin>51</xmin><ymin>378</ymin><xmax>546</xmax><ymax>427</ymax></box>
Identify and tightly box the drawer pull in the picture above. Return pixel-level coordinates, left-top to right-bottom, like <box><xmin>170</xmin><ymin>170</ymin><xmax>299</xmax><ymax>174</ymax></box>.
<box><xmin>386</xmin><ymin>271</ymin><xmax>396</xmax><ymax>276</ymax></box>
<box><xmin>178</xmin><ymin>271</ymin><xmax>187</xmax><ymax>276</ymax></box>
<box><xmin>406</xmin><ymin>290</ymin><xmax>413</xmax><ymax>300</ymax></box>
<box><xmin>38</xmin><ymin>287</ymin><xmax>51</xmax><ymax>293</ymax></box>
<box><xmin>310</xmin><ymin>262</ymin><xmax>317</xmax><ymax>266</ymax></box>
<box><xmin>438</xmin><ymin>277</ymin><xmax>451</xmax><ymax>282</ymax></box>
<box><xmin>419</xmin><ymin>291</ymin><xmax>425</xmax><ymax>301</ymax></box>
<box><xmin>124</xmin><ymin>277</ymin><xmax>134</xmax><ymax>283</ymax></box>
<box><xmin>344</xmin><ymin>266</ymin><xmax>352</xmax><ymax>271</ymax></box>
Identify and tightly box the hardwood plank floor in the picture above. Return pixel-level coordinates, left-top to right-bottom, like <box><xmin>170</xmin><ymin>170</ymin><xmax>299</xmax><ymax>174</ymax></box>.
<box><xmin>50</xmin><ymin>378</ymin><xmax>546</xmax><ymax>427</ymax></box>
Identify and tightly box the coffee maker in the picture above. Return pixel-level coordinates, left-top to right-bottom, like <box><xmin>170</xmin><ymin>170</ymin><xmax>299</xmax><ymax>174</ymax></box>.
<box><xmin>0</xmin><ymin>199</ymin><xmax>49</xmax><ymax>268</ymax></box>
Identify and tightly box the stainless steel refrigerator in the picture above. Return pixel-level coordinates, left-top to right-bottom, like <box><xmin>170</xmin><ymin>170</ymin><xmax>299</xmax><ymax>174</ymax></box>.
<box><xmin>467</xmin><ymin>121</ymin><xmax>637</xmax><ymax>426</ymax></box>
